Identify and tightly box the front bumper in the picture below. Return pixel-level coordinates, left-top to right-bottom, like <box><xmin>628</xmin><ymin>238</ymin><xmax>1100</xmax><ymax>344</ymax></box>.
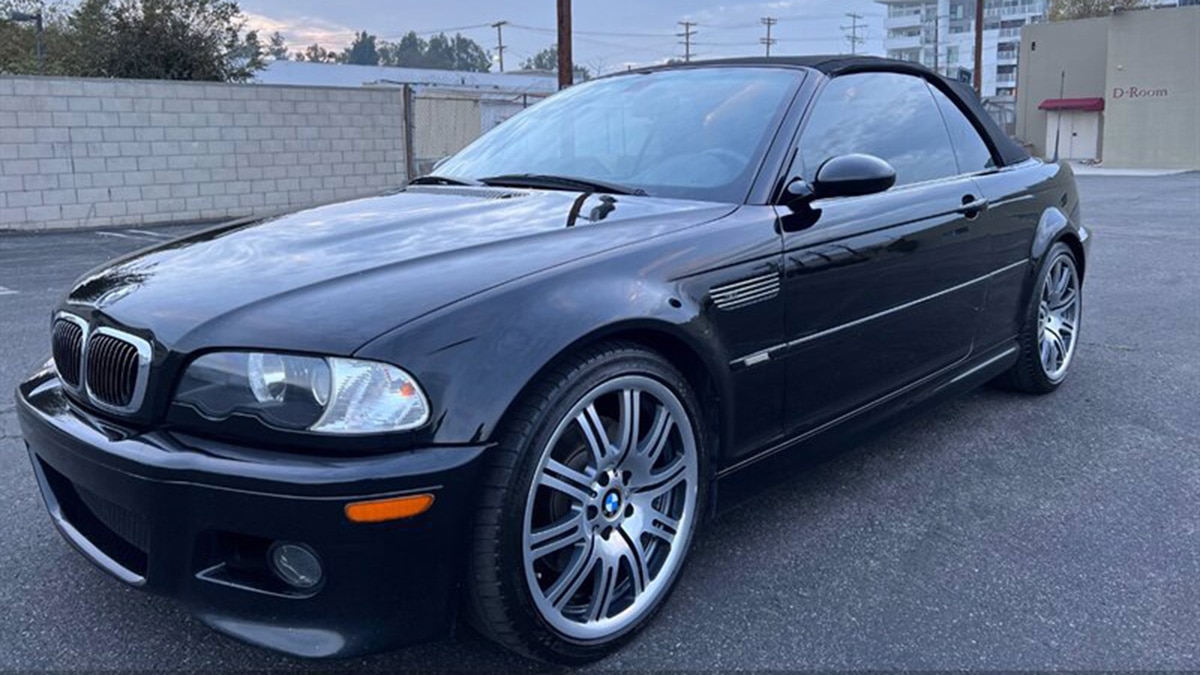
<box><xmin>15</xmin><ymin>368</ymin><xmax>489</xmax><ymax>658</ymax></box>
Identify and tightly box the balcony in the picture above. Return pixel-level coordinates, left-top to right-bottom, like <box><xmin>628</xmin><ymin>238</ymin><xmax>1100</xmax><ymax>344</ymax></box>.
<box><xmin>885</xmin><ymin>32</ymin><xmax>923</xmax><ymax>50</ymax></box>
<box><xmin>885</xmin><ymin>13</ymin><xmax>924</xmax><ymax>30</ymax></box>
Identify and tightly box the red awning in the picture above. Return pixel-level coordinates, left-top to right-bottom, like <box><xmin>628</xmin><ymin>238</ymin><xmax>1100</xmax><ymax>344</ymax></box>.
<box><xmin>1039</xmin><ymin>97</ymin><xmax>1105</xmax><ymax>112</ymax></box>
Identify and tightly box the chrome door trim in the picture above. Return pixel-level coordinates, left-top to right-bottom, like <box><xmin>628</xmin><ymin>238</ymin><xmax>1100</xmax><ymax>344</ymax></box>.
<box><xmin>731</xmin><ymin>259</ymin><xmax>1028</xmax><ymax>368</ymax></box>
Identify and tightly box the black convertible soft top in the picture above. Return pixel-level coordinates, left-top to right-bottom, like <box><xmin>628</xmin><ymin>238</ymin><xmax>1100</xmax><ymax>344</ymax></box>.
<box><xmin>655</xmin><ymin>55</ymin><xmax>1030</xmax><ymax>168</ymax></box>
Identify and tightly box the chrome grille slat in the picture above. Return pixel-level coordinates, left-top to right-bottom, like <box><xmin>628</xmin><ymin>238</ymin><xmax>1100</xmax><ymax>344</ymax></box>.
<box><xmin>52</xmin><ymin>313</ymin><xmax>152</xmax><ymax>414</ymax></box>
<box><xmin>86</xmin><ymin>333</ymin><xmax>137</xmax><ymax>408</ymax></box>
<box><xmin>52</xmin><ymin>318</ymin><xmax>85</xmax><ymax>387</ymax></box>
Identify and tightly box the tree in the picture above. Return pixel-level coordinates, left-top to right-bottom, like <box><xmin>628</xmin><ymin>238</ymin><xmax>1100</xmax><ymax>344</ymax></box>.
<box><xmin>379</xmin><ymin>31</ymin><xmax>426</xmax><ymax>67</ymax></box>
<box><xmin>2</xmin><ymin>0</ymin><xmax>267</xmax><ymax>80</ymax></box>
<box><xmin>342</xmin><ymin>30</ymin><xmax>379</xmax><ymax>65</ymax></box>
<box><xmin>267</xmin><ymin>30</ymin><xmax>288</xmax><ymax>60</ymax></box>
<box><xmin>522</xmin><ymin>45</ymin><xmax>590</xmax><ymax>82</ymax></box>
<box><xmin>1049</xmin><ymin>0</ymin><xmax>1146</xmax><ymax>20</ymax></box>
<box><xmin>375</xmin><ymin>30</ymin><xmax>490</xmax><ymax>71</ymax></box>
<box><xmin>294</xmin><ymin>43</ymin><xmax>340</xmax><ymax>63</ymax></box>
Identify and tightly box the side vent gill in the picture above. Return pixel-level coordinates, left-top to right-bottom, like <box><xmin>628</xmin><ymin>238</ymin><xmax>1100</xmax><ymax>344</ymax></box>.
<box><xmin>711</xmin><ymin>273</ymin><xmax>781</xmax><ymax>311</ymax></box>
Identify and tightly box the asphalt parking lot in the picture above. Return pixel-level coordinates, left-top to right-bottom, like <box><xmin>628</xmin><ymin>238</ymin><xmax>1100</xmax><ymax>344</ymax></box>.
<box><xmin>1</xmin><ymin>173</ymin><xmax>1197</xmax><ymax>670</ymax></box>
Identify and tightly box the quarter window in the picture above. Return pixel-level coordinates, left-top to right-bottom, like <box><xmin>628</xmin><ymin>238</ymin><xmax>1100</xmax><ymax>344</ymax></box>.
<box><xmin>929</xmin><ymin>84</ymin><xmax>997</xmax><ymax>173</ymax></box>
<box><xmin>797</xmin><ymin>72</ymin><xmax>959</xmax><ymax>187</ymax></box>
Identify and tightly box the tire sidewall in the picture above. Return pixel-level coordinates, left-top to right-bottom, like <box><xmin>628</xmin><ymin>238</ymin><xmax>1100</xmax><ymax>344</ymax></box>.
<box><xmin>490</xmin><ymin>346</ymin><xmax>709</xmax><ymax>664</ymax></box>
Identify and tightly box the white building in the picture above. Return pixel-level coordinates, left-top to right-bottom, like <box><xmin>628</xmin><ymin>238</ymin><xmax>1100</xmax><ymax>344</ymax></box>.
<box><xmin>877</xmin><ymin>0</ymin><xmax>1049</xmax><ymax>102</ymax></box>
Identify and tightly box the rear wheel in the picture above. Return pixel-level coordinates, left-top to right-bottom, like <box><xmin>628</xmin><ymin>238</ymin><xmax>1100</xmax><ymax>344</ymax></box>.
<box><xmin>996</xmin><ymin>242</ymin><xmax>1082</xmax><ymax>393</ymax></box>
<box><xmin>467</xmin><ymin>342</ymin><xmax>706</xmax><ymax>664</ymax></box>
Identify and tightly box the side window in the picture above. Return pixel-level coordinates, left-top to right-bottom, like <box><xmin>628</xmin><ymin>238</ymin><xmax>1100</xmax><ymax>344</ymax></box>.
<box><xmin>797</xmin><ymin>72</ymin><xmax>959</xmax><ymax>187</ymax></box>
<box><xmin>929</xmin><ymin>84</ymin><xmax>997</xmax><ymax>174</ymax></box>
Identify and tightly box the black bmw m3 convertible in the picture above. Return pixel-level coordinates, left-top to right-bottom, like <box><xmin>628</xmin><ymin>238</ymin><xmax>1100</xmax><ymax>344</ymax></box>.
<box><xmin>16</xmin><ymin>56</ymin><xmax>1089</xmax><ymax>664</ymax></box>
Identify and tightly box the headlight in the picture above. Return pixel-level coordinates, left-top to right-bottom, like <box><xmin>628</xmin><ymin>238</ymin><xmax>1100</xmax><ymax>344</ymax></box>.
<box><xmin>174</xmin><ymin>352</ymin><xmax>430</xmax><ymax>435</ymax></box>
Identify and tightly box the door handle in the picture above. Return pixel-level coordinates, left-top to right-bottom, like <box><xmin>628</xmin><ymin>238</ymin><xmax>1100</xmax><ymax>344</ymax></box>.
<box><xmin>958</xmin><ymin>196</ymin><xmax>989</xmax><ymax>218</ymax></box>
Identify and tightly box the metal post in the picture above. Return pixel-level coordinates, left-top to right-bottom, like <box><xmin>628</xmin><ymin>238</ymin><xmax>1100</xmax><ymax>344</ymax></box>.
<box><xmin>556</xmin><ymin>0</ymin><xmax>573</xmax><ymax>89</ymax></box>
<box><xmin>974</xmin><ymin>0</ymin><xmax>985</xmax><ymax>95</ymax></box>
<box><xmin>8</xmin><ymin>11</ymin><xmax>45</xmax><ymax>74</ymax></box>
<box><xmin>933</xmin><ymin>12</ymin><xmax>940</xmax><ymax>75</ymax></box>
<box><xmin>402</xmin><ymin>84</ymin><xmax>418</xmax><ymax>181</ymax></box>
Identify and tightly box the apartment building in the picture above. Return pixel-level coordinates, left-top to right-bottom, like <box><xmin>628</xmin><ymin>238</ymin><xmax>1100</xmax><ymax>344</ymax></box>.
<box><xmin>877</xmin><ymin>0</ymin><xmax>1048</xmax><ymax>102</ymax></box>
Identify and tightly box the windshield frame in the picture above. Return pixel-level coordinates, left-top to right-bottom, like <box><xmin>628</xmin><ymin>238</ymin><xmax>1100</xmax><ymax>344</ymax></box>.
<box><xmin>433</xmin><ymin>65</ymin><xmax>810</xmax><ymax>206</ymax></box>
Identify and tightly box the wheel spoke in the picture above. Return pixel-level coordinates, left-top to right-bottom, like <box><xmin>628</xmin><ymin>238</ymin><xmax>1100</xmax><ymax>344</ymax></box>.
<box><xmin>588</xmin><ymin>549</ymin><xmax>622</xmax><ymax>622</ymax></box>
<box><xmin>616</xmin><ymin>528</ymin><xmax>651</xmax><ymax>595</ymax></box>
<box><xmin>577</xmin><ymin>404</ymin><xmax>612</xmax><ymax>467</ymax></box>
<box><xmin>641</xmin><ymin>405</ymin><xmax>674</xmax><ymax>466</ymax></box>
<box><xmin>529</xmin><ymin>513</ymin><xmax>587</xmax><ymax>557</ymax></box>
<box><xmin>548</xmin><ymin>537</ymin><xmax>599</xmax><ymax>609</ymax></box>
<box><xmin>634</xmin><ymin>458</ymin><xmax>687</xmax><ymax>501</ymax></box>
<box><xmin>1049</xmin><ymin>331</ymin><xmax>1067</xmax><ymax>367</ymax></box>
<box><xmin>540</xmin><ymin>459</ymin><xmax>595</xmax><ymax>504</ymax></box>
<box><xmin>614</xmin><ymin>389</ymin><xmax>640</xmax><ymax>464</ymax></box>
<box><xmin>646</xmin><ymin>516</ymin><xmax>679</xmax><ymax>547</ymax></box>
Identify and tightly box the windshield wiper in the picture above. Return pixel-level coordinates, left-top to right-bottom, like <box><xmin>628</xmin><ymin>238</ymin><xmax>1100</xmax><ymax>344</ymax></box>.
<box><xmin>479</xmin><ymin>174</ymin><xmax>647</xmax><ymax>196</ymax></box>
<box><xmin>408</xmin><ymin>175</ymin><xmax>485</xmax><ymax>187</ymax></box>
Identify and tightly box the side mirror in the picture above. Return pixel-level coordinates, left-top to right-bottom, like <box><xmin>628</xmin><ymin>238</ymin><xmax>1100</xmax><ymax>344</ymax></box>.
<box><xmin>784</xmin><ymin>154</ymin><xmax>897</xmax><ymax>209</ymax></box>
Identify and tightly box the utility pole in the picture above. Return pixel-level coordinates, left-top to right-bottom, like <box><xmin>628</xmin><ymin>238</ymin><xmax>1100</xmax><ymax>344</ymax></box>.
<box><xmin>974</xmin><ymin>0</ymin><xmax>985</xmax><ymax>95</ymax></box>
<box><xmin>492</xmin><ymin>21</ymin><xmax>508</xmax><ymax>72</ymax></box>
<box><xmin>842</xmin><ymin>13</ymin><xmax>865</xmax><ymax>55</ymax></box>
<box><xmin>8</xmin><ymin>10</ymin><xmax>44</xmax><ymax>74</ymax></box>
<box><xmin>933</xmin><ymin>11</ymin><xmax>940</xmax><ymax>75</ymax></box>
<box><xmin>677</xmin><ymin>21</ymin><xmax>697</xmax><ymax>62</ymax></box>
<box><xmin>760</xmin><ymin>17</ymin><xmax>777</xmax><ymax>57</ymax></box>
<box><xmin>556</xmin><ymin>0</ymin><xmax>573</xmax><ymax>89</ymax></box>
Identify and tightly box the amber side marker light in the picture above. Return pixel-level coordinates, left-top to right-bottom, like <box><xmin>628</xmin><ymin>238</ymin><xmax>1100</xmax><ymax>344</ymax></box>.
<box><xmin>345</xmin><ymin>493</ymin><xmax>435</xmax><ymax>523</ymax></box>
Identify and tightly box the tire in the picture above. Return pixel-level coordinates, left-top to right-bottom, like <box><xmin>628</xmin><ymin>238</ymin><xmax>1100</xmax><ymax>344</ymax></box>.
<box><xmin>995</xmin><ymin>242</ymin><xmax>1083</xmax><ymax>394</ymax></box>
<box><xmin>466</xmin><ymin>341</ymin><xmax>708</xmax><ymax>665</ymax></box>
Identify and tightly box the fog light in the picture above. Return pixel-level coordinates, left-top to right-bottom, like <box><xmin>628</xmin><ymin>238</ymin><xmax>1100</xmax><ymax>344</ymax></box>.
<box><xmin>269</xmin><ymin>542</ymin><xmax>323</xmax><ymax>590</ymax></box>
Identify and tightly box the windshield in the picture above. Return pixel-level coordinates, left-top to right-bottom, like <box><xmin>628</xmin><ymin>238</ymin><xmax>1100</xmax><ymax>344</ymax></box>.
<box><xmin>436</xmin><ymin>67</ymin><xmax>803</xmax><ymax>203</ymax></box>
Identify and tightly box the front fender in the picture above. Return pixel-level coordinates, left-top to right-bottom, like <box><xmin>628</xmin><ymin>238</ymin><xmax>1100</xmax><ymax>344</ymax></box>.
<box><xmin>355</xmin><ymin>268</ymin><xmax>728</xmax><ymax>446</ymax></box>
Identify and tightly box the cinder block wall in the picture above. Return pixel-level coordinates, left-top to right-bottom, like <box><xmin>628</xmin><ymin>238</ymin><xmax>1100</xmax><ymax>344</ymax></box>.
<box><xmin>0</xmin><ymin>76</ymin><xmax>408</xmax><ymax>231</ymax></box>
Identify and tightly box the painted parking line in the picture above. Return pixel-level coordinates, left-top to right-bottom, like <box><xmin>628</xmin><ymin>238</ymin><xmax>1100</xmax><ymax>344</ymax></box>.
<box><xmin>0</xmin><ymin>286</ymin><xmax>17</xmax><ymax>296</ymax></box>
<box><xmin>96</xmin><ymin>231</ymin><xmax>141</xmax><ymax>240</ymax></box>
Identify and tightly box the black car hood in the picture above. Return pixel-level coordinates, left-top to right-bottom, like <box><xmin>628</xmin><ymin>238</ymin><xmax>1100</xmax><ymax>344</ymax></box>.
<box><xmin>66</xmin><ymin>187</ymin><xmax>735</xmax><ymax>354</ymax></box>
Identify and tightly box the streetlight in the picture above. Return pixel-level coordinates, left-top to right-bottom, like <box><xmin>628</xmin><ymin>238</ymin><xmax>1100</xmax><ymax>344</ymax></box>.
<box><xmin>8</xmin><ymin>10</ymin><xmax>46</xmax><ymax>75</ymax></box>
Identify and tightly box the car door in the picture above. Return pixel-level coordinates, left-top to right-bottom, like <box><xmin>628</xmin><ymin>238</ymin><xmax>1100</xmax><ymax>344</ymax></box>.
<box><xmin>926</xmin><ymin>81</ymin><xmax>1037</xmax><ymax>353</ymax></box>
<box><xmin>776</xmin><ymin>71</ymin><xmax>993</xmax><ymax>434</ymax></box>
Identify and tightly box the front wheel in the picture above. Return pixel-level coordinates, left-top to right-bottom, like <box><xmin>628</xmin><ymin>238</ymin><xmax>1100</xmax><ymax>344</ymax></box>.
<box><xmin>467</xmin><ymin>342</ymin><xmax>707</xmax><ymax>664</ymax></box>
<box><xmin>996</xmin><ymin>242</ymin><xmax>1083</xmax><ymax>393</ymax></box>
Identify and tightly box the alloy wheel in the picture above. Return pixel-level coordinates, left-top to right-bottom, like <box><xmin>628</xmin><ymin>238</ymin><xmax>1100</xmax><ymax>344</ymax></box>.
<box><xmin>521</xmin><ymin>375</ymin><xmax>698</xmax><ymax>642</ymax></box>
<box><xmin>1037</xmin><ymin>253</ymin><xmax>1081</xmax><ymax>383</ymax></box>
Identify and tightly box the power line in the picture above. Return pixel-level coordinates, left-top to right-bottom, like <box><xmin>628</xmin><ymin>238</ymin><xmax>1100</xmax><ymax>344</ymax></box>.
<box><xmin>760</xmin><ymin>17</ymin><xmax>777</xmax><ymax>57</ymax></box>
<box><xmin>840</xmin><ymin>13</ymin><xmax>865</xmax><ymax>55</ymax></box>
<box><xmin>677</xmin><ymin>21</ymin><xmax>697</xmax><ymax>62</ymax></box>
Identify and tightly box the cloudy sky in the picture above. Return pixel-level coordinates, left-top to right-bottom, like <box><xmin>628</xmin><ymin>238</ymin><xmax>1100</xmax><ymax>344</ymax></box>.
<box><xmin>239</xmin><ymin>0</ymin><xmax>886</xmax><ymax>73</ymax></box>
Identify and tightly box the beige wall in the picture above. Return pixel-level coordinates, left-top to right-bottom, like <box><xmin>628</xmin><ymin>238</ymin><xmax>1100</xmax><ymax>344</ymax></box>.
<box><xmin>1016</xmin><ymin>17</ymin><xmax>1110</xmax><ymax>158</ymax></box>
<box><xmin>0</xmin><ymin>77</ymin><xmax>408</xmax><ymax>231</ymax></box>
<box><xmin>1103</xmin><ymin>8</ymin><xmax>1200</xmax><ymax>169</ymax></box>
<box><xmin>1016</xmin><ymin>7</ymin><xmax>1200</xmax><ymax>169</ymax></box>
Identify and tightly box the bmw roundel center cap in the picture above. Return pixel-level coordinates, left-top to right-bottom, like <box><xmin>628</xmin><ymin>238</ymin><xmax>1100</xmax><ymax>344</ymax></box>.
<box><xmin>603</xmin><ymin>490</ymin><xmax>622</xmax><ymax>517</ymax></box>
